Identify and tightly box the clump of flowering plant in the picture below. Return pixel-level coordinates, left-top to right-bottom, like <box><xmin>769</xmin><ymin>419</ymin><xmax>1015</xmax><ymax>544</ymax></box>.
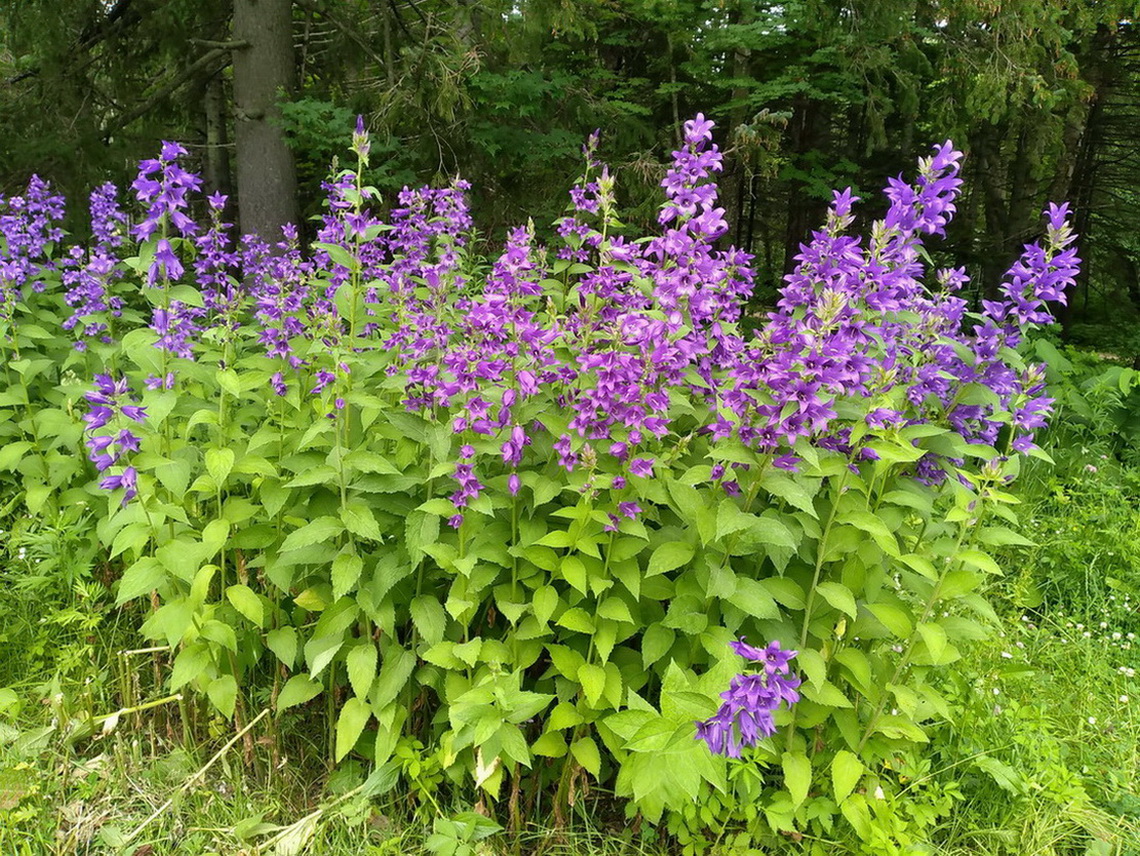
<box><xmin>0</xmin><ymin>113</ymin><xmax>1078</xmax><ymax>849</ymax></box>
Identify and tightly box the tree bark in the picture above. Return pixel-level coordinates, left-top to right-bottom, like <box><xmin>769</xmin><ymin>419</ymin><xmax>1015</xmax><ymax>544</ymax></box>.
<box><xmin>232</xmin><ymin>0</ymin><xmax>299</xmax><ymax>241</ymax></box>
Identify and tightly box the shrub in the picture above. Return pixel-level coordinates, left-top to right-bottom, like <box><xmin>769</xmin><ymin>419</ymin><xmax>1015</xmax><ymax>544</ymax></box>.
<box><xmin>0</xmin><ymin>114</ymin><xmax>1078</xmax><ymax>848</ymax></box>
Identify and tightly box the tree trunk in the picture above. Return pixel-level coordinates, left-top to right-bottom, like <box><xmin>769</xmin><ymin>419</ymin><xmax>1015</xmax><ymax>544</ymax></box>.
<box><xmin>203</xmin><ymin>71</ymin><xmax>232</xmax><ymax>201</ymax></box>
<box><xmin>231</xmin><ymin>0</ymin><xmax>299</xmax><ymax>241</ymax></box>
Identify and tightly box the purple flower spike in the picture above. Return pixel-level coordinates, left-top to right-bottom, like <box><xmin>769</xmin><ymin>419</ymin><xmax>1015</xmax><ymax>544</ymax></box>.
<box><xmin>697</xmin><ymin>640</ymin><xmax>801</xmax><ymax>758</ymax></box>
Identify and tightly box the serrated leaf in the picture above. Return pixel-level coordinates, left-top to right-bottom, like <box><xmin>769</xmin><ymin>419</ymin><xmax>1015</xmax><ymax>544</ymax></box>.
<box><xmin>533</xmin><ymin>585</ymin><xmax>559</xmax><ymax>624</ymax></box>
<box><xmin>831</xmin><ymin>750</ymin><xmax>864</xmax><ymax>804</ymax></box>
<box><xmin>728</xmin><ymin>576</ymin><xmax>780</xmax><ymax>619</ymax></box>
<box><xmin>266</xmin><ymin>627</ymin><xmax>298</xmax><ymax>667</ymax></box>
<box><xmin>281</xmin><ymin>516</ymin><xmax>344</xmax><ymax>553</ymax></box>
<box><xmin>371</xmin><ymin>646</ymin><xmax>415</xmax><ymax>709</ymax></box>
<box><xmin>957</xmin><ymin>548</ymin><xmax>1002</xmax><ymax>575</ymax></box>
<box><xmin>647</xmin><ymin>541</ymin><xmax>694</xmax><ymax>577</ymax></box>
<box><xmin>782</xmin><ymin>751</ymin><xmax>811</xmax><ymax>807</ymax></box>
<box><xmin>411</xmin><ymin>595</ymin><xmax>447</xmax><ymax>645</ymax></box>
<box><xmin>225</xmin><ymin>584</ymin><xmax>264</xmax><ymax>628</ymax></box>
<box><xmin>579</xmin><ymin>663</ymin><xmax>606</xmax><ymax>706</ymax></box>
<box><xmin>597</xmin><ymin>596</ymin><xmax>633</xmax><ymax>623</ymax></box>
<box><xmin>917</xmin><ymin>622</ymin><xmax>948</xmax><ymax>662</ymax></box>
<box><xmin>207</xmin><ymin>674</ymin><xmax>238</xmax><ymax>719</ymax></box>
<box><xmin>816</xmin><ymin>581</ymin><xmax>857</xmax><ymax>619</ymax></box>
<box><xmin>341</xmin><ymin>501</ymin><xmax>382</xmax><ymax>541</ymax></box>
<box><xmin>305</xmin><ymin>635</ymin><xmax>344</xmax><ymax>679</ymax></box>
<box><xmin>277</xmin><ymin>675</ymin><xmax>322</xmax><ymax>711</ymax></box>
<box><xmin>548</xmin><ymin>702</ymin><xmax>585</xmax><ymax>730</ymax></box>
<box><xmin>532</xmin><ymin>732</ymin><xmax>567</xmax><ymax>757</ymax></box>
<box><xmin>346</xmin><ymin>642</ymin><xmax>378</xmax><ymax>699</ymax></box>
<box><xmin>561</xmin><ymin>555</ymin><xmax>587</xmax><ymax>593</ymax></box>
<box><xmin>641</xmin><ymin>623</ymin><xmax>675</xmax><ymax>667</ymax></box>
<box><xmin>868</xmin><ymin>602</ymin><xmax>912</xmax><ymax>637</ymax></box>
<box><xmin>116</xmin><ymin>557</ymin><xmax>165</xmax><ymax>605</ymax></box>
<box><xmin>332</xmin><ymin>551</ymin><xmax>364</xmax><ymax>599</ymax></box>
<box><xmin>571</xmin><ymin>736</ymin><xmax>601</xmax><ymax>776</ymax></box>
<box><xmin>335</xmin><ymin>697</ymin><xmax>371</xmax><ymax>761</ymax></box>
<box><xmin>556</xmin><ymin>607</ymin><xmax>594</xmax><ymax>634</ymax></box>
<box><xmin>205</xmin><ymin>447</ymin><xmax>235</xmax><ymax>486</ymax></box>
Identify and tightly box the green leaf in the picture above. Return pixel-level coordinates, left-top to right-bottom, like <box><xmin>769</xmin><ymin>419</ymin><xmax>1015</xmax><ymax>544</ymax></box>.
<box><xmin>597</xmin><ymin>596</ymin><xmax>633</xmax><ymax>624</ymax></box>
<box><xmin>728</xmin><ymin>577</ymin><xmax>780</xmax><ymax>619</ymax></box>
<box><xmin>411</xmin><ymin>595</ymin><xmax>447</xmax><ymax>646</ymax></box>
<box><xmin>332</xmin><ymin>552</ymin><xmax>364</xmax><ymax>599</ymax></box>
<box><xmin>647</xmin><ymin>541</ymin><xmax>694</xmax><ymax>577</ymax></box>
<box><xmin>371</xmin><ymin>646</ymin><xmax>416</xmax><ymax>709</ymax></box>
<box><xmin>305</xmin><ymin>635</ymin><xmax>345</xmax><ymax>680</ymax></box>
<box><xmin>532</xmin><ymin>585</ymin><xmax>559</xmax><ymax>624</ymax></box>
<box><xmin>207</xmin><ymin>674</ymin><xmax>238</xmax><ymax>719</ymax></box>
<box><xmin>281</xmin><ymin>517</ymin><xmax>345</xmax><ymax>553</ymax></box>
<box><xmin>170</xmin><ymin>642</ymin><xmax>211</xmax><ymax>690</ymax></box>
<box><xmin>782</xmin><ymin>751</ymin><xmax>811</xmax><ymax>807</ymax></box>
<box><xmin>762</xmin><ymin>577</ymin><xmax>806</xmax><ymax>610</ymax></box>
<box><xmin>957</xmin><ymin>548</ymin><xmax>1002</xmax><ymax>575</ymax></box>
<box><xmin>845</xmin><ymin>511</ymin><xmax>900</xmax><ymax>557</ymax></box>
<box><xmin>0</xmin><ymin>440</ymin><xmax>32</xmax><ymax>471</ymax></box>
<box><xmin>977</xmin><ymin>526</ymin><xmax>1035</xmax><ymax>548</ymax></box>
<box><xmin>341</xmin><ymin>501</ymin><xmax>382</xmax><ymax>541</ymax></box>
<box><xmin>116</xmin><ymin>557</ymin><xmax>165</xmax><ymax>605</ymax></box>
<box><xmin>547</xmin><ymin>645</ymin><xmax>584</xmax><ymax>680</ymax></box>
<box><xmin>216</xmin><ymin>368</ymin><xmax>241</xmax><ymax>396</ymax></box>
<box><xmin>278</xmin><ymin>675</ymin><xmax>322</xmax><ymax>711</ymax></box>
<box><xmin>831</xmin><ymin>750</ymin><xmax>864</xmax><ymax>804</ymax></box>
<box><xmin>571</xmin><ymin>736</ymin><xmax>602</xmax><ymax>777</ymax></box>
<box><xmin>548</xmin><ymin>702</ymin><xmax>585</xmax><ymax>730</ymax></box>
<box><xmin>266</xmin><ymin>627</ymin><xmax>298</xmax><ymax>667</ymax></box>
<box><xmin>205</xmin><ymin>447</ymin><xmax>235</xmax><ymax>486</ymax></box>
<box><xmin>532</xmin><ymin>732</ymin><xmax>567</xmax><ymax>758</ymax></box>
<box><xmin>816</xmin><ymin>581</ymin><xmax>857</xmax><ymax>619</ymax></box>
<box><xmin>868</xmin><ymin>602</ymin><xmax>912</xmax><ymax>637</ymax></box>
<box><xmin>641</xmin><ymin>623</ymin><xmax>675</xmax><ymax>667</ymax></box>
<box><xmin>561</xmin><ymin>556</ymin><xmax>588</xmax><ymax>594</ymax></box>
<box><xmin>344</xmin><ymin>450</ymin><xmax>400</xmax><ymax>475</ymax></box>
<box><xmin>225</xmin><ymin>584</ymin><xmax>264</xmax><ymax>628</ymax></box>
<box><xmin>335</xmin><ymin>697</ymin><xmax>372</xmax><ymax>761</ymax></box>
<box><xmin>405</xmin><ymin>510</ymin><xmax>439</xmax><ymax>565</ymax></box>
<box><xmin>556</xmin><ymin>607</ymin><xmax>594</xmax><ymax>634</ymax></box>
<box><xmin>346</xmin><ymin>642</ymin><xmax>378</xmax><ymax>699</ymax></box>
<box><xmin>579</xmin><ymin>663</ymin><xmax>606</xmax><ymax>707</ymax></box>
<box><xmin>917</xmin><ymin>622</ymin><xmax>948</xmax><ymax>663</ymax></box>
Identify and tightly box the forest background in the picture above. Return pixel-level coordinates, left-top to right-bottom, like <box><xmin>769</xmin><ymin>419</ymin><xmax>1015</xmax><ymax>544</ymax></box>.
<box><xmin>3</xmin><ymin>0</ymin><xmax>1140</xmax><ymax>352</ymax></box>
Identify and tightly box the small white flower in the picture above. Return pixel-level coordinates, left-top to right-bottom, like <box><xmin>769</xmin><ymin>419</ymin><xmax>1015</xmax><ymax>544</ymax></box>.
<box><xmin>1120</xmin><ymin>695</ymin><xmax>1130</xmax><ymax>703</ymax></box>
<box><xmin>992</xmin><ymin>688</ymin><xmax>1001</xmax><ymax>696</ymax></box>
<box><xmin>1100</xmin><ymin>622</ymin><xmax>1109</xmax><ymax>629</ymax></box>
<box><xmin>1015</xmin><ymin>641</ymin><xmax>1025</xmax><ymax>649</ymax></box>
<box><xmin>1083</xmin><ymin>631</ymin><xmax>1092</xmax><ymax>638</ymax></box>
<box><xmin>873</xmin><ymin>785</ymin><xmax>885</xmax><ymax>799</ymax></box>
<box><xmin>1113</xmin><ymin>632</ymin><xmax>1122</xmax><ymax>640</ymax></box>
<box><xmin>993</xmin><ymin>704</ymin><xmax>1002</xmax><ymax>715</ymax></box>
<box><xmin>1088</xmin><ymin>716</ymin><xmax>1097</xmax><ymax>725</ymax></box>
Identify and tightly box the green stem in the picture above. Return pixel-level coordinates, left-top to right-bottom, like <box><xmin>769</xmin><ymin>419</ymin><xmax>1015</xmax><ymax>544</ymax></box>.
<box><xmin>798</xmin><ymin>465</ymin><xmax>853</xmax><ymax>649</ymax></box>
